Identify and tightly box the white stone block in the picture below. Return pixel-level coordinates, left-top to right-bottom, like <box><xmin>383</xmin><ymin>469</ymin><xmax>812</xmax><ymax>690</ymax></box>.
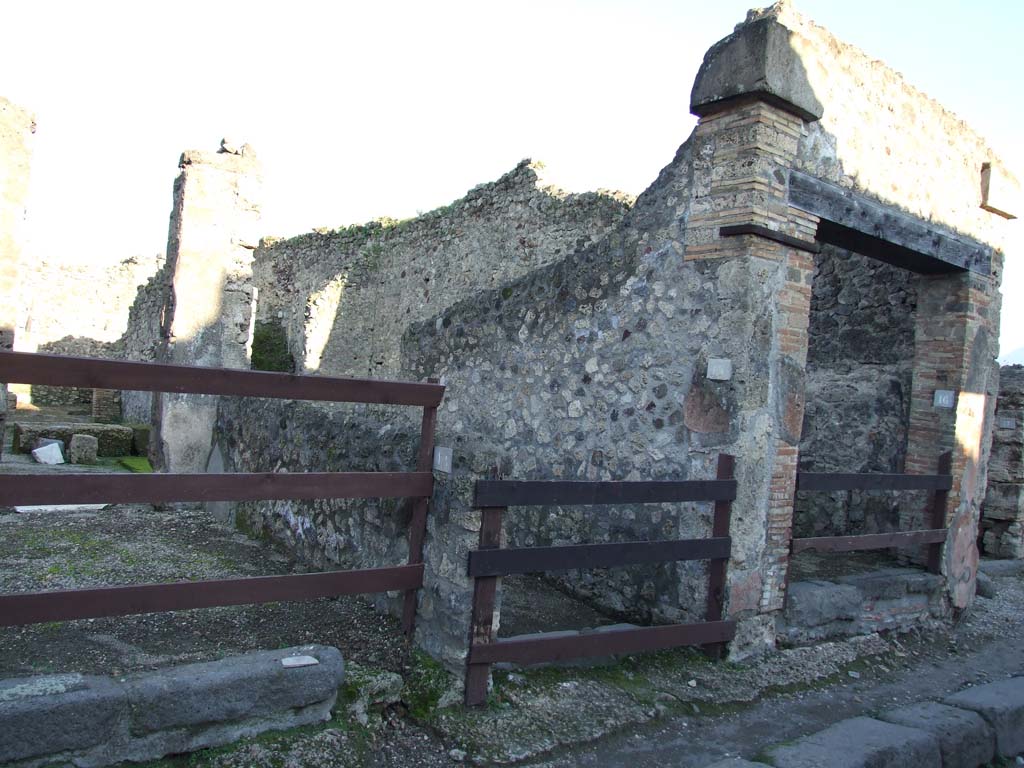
<box><xmin>31</xmin><ymin>443</ymin><xmax>64</xmax><ymax>465</ymax></box>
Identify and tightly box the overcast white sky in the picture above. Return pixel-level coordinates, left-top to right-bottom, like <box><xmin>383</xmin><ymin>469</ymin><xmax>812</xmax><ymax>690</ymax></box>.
<box><xmin>2</xmin><ymin>0</ymin><xmax>1022</xmax><ymax>358</ymax></box>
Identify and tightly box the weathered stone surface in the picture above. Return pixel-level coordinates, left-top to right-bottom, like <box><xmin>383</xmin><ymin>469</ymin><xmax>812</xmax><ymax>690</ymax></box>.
<box><xmin>704</xmin><ymin>759</ymin><xmax>772</xmax><ymax>768</ymax></box>
<box><xmin>878</xmin><ymin>701</ymin><xmax>994</xmax><ymax>768</ymax></box>
<box><xmin>152</xmin><ymin>145</ymin><xmax>263</xmax><ymax>473</ymax></box>
<box><xmin>764</xmin><ymin>716</ymin><xmax>939</xmax><ymax>768</ymax></box>
<box><xmin>124</xmin><ymin>645</ymin><xmax>344</xmax><ymax>734</ymax></box>
<box><xmin>0</xmin><ymin>646</ymin><xmax>344</xmax><ymax>767</ymax></box>
<box><xmin>0</xmin><ymin>673</ymin><xmax>127</xmax><ymax>763</ymax></box>
<box><xmin>784</xmin><ymin>580</ymin><xmax>861</xmax><ymax>627</ymax></box>
<box><xmin>690</xmin><ymin>15</ymin><xmax>823</xmax><ymax>121</ymax></box>
<box><xmin>944</xmin><ymin>677</ymin><xmax>1024</xmax><ymax>757</ymax></box>
<box><xmin>982</xmin><ymin>366</ymin><xmax>1024</xmax><ymax>558</ymax></box>
<box><xmin>779</xmin><ymin>570</ymin><xmax>946</xmax><ymax>645</ymax></box>
<box><xmin>68</xmin><ymin>433</ymin><xmax>99</xmax><ymax>464</ymax></box>
<box><xmin>14</xmin><ymin>422</ymin><xmax>132</xmax><ymax>457</ymax></box>
<box><xmin>254</xmin><ymin>159</ymin><xmax>630</xmax><ymax>380</ymax></box>
<box><xmin>31</xmin><ymin>442</ymin><xmax>64</xmax><ymax>464</ymax></box>
<box><xmin>975</xmin><ymin>570</ymin><xmax>996</xmax><ymax>598</ymax></box>
<box><xmin>33</xmin><ymin>436</ymin><xmax>64</xmax><ymax>453</ymax></box>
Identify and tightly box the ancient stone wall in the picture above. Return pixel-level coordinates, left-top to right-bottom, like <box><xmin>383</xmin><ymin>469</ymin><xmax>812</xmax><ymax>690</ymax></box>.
<box><xmin>119</xmin><ymin>257</ymin><xmax>173</xmax><ymax>423</ymax></box>
<box><xmin>213</xmin><ymin>3</ymin><xmax>1016</xmax><ymax>670</ymax></box>
<box><xmin>252</xmin><ymin>160</ymin><xmax>631</xmax><ymax>378</ymax></box>
<box><xmin>796</xmin><ymin>245</ymin><xmax>917</xmax><ymax>537</ymax></box>
<box><xmin>11</xmin><ymin>254</ymin><xmax>165</xmax><ymax>409</ymax></box>
<box><xmin>982</xmin><ymin>366</ymin><xmax>1024</xmax><ymax>557</ymax></box>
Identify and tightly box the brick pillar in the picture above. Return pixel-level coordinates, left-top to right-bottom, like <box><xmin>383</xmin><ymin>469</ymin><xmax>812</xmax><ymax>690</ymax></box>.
<box><xmin>904</xmin><ymin>269</ymin><xmax>1001</xmax><ymax>609</ymax></box>
<box><xmin>684</xmin><ymin>101</ymin><xmax>819</xmax><ymax>651</ymax></box>
<box><xmin>152</xmin><ymin>142</ymin><xmax>262</xmax><ymax>473</ymax></box>
<box><xmin>0</xmin><ymin>98</ymin><xmax>35</xmax><ymax>459</ymax></box>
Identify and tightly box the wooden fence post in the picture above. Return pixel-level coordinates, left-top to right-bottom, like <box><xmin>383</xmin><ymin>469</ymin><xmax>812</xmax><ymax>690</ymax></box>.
<box><xmin>464</xmin><ymin>505</ymin><xmax>504</xmax><ymax>706</ymax></box>
<box><xmin>402</xmin><ymin>381</ymin><xmax>439</xmax><ymax>637</ymax></box>
<box><xmin>705</xmin><ymin>453</ymin><xmax>734</xmax><ymax>659</ymax></box>
<box><xmin>927</xmin><ymin>451</ymin><xmax>953</xmax><ymax>575</ymax></box>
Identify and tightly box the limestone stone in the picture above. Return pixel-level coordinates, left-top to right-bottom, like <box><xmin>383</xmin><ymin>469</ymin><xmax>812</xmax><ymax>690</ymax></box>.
<box><xmin>878</xmin><ymin>701</ymin><xmax>994</xmax><ymax>768</ymax></box>
<box><xmin>764</xmin><ymin>716</ymin><xmax>939</xmax><ymax>768</ymax></box>
<box><xmin>31</xmin><ymin>442</ymin><xmax>64</xmax><ymax>465</ymax></box>
<box><xmin>690</xmin><ymin>15</ymin><xmax>823</xmax><ymax>121</ymax></box>
<box><xmin>14</xmin><ymin>423</ymin><xmax>132</xmax><ymax>457</ymax></box>
<box><xmin>152</xmin><ymin>144</ymin><xmax>263</xmax><ymax>473</ymax></box>
<box><xmin>68</xmin><ymin>433</ymin><xmax>99</xmax><ymax>465</ymax></box>
<box><xmin>945</xmin><ymin>677</ymin><xmax>1024</xmax><ymax>757</ymax></box>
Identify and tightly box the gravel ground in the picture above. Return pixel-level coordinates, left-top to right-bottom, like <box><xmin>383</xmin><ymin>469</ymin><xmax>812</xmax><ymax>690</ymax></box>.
<box><xmin>2</xmin><ymin>498</ymin><xmax>1023</xmax><ymax>767</ymax></box>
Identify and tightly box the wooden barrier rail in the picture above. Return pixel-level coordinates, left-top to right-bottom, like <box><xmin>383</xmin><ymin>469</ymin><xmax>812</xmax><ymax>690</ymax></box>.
<box><xmin>0</xmin><ymin>350</ymin><xmax>443</xmax><ymax>636</ymax></box>
<box><xmin>789</xmin><ymin>451</ymin><xmax>952</xmax><ymax>575</ymax></box>
<box><xmin>464</xmin><ymin>454</ymin><xmax>737</xmax><ymax>707</ymax></box>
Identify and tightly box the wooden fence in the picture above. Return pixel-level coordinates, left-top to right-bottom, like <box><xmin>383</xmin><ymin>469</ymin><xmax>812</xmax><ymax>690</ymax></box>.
<box><xmin>789</xmin><ymin>451</ymin><xmax>953</xmax><ymax>575</ymax></box>
<box><xmin>0</xmin><ymin>350</ymin><xmax>443</xmax><ymax>635</ymax></box>
<box><xmin>464</xmin><ymin>454</ymin><xmax>737</xmax><ymax>706</ymax></box>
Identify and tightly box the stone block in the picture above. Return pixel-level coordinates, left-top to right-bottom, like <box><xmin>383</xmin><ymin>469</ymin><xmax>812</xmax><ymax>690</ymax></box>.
<box><xmin>33</xmin><ymin>436</ymin><xmax>65</xmax><ymax>454</ymax></box>
<box><xmin>0</xmin><ymin>673</ymin><xmax>127</xmax><ymax>763</ymax></box>
<box><xmin>784</xmin><ymin>580</ymin><xmax>861</xmax><ymax>627</ymax></box>
<box><xmin>131</xmin><ymin>424</ymin><xmax>152</xmax><ymax>456</ymax></box>
<box><xmin>124</xmin><ymin>645</ymin><xmax>344</xmax><ymax>734</ymax></box>
<box><xmin>31</xmin><ymin>442</ymin><xmax>64</xmax><ymax>464</ymax></box>
<box><xmin>944</xmin><ymin>677</ymin><xmax>1024</xmax><ymax>756</ymax></box>
<box><xmin>764</xmin><ymin>716</ymin><xmax>939</xmax><ymax>767</ymax></box>
<box><xmin>68</xmin><ymin>433</ymin><xmax>99</xmax><ymax>464</ymax></box>
<box><xmin>690</xmin><ymin>16</ymin><xmax>824</xmax><ymax>121</ymax></box>
<box><xmin>878</xmin><ymin>701</ymin><xmax>994</xmax><ymax>768</ymax></box>
<box><xmin>14</xmin><ymin>422</ymin><xmax>133</xmax><ymax>456</ymax></box>
<box><xmin>983</xmin><ymin>483</ymin><xmax>1024</xmax><ymax>520</ymax></box>
<box><xmin>979</xmin><ymin>558</ymin><xmax>1024</xmax><ymax>577</ymax></box>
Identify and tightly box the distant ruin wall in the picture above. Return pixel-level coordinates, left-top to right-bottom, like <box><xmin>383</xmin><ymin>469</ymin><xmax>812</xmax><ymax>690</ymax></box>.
<box><xmin>14</xmin><ymin>254</ymin><xmax>165</xmax><ymax>409</ymax></box>
<box><xmin>253</xmin><ymin>160</ymin><xmax>631</xmax><ymax>378</ymax></box>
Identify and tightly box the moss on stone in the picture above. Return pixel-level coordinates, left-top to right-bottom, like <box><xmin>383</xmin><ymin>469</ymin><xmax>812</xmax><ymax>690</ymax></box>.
<box><xmin>250</xmin><ymin>321</ymin><xmax>294</xmax><ymax>373</ymax></box>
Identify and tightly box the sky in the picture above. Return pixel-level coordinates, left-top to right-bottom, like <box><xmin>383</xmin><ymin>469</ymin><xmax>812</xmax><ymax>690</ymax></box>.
<box><xmin>2</xmin><ymin>0</ymin><xmax>1022</xmax><ymax>359</ymax></box>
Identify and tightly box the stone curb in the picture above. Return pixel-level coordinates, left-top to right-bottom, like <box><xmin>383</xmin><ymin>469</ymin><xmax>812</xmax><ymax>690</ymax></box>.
<box><xmin>715</xmin><ymin>676</ymin><xmax>1024</xmax><ymax>768</ymax></box>
<box><xmin>0</xmin><ymin>644</ymin><xmax>345</xmax><ymax>767</ymax></box>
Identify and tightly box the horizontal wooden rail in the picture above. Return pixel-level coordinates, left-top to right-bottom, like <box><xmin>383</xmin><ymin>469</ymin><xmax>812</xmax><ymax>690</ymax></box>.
<box><xmin>467</xmin><ymin>537</ymin><xmax>731</xmax><ymax>577</ymax></box>
<box><xmin>468</xmin><ymin>620</ymin><xmax>737</xmax><ymax>665</ymax></box>
<box><xmin>791</xmin><ymin>528</ymin><xmax>948</xmax><ymax>555</ymax></box>
<box><xmin>797</xmin><ymin>472</ymin><xmax>952</xmax><ymax>492</ymax></box>
<box><xmin>0</xmin><ymin>350</ymin><xmax>444</xmax><ymax>407</ymax></box>
<box><xmin>0</xmin><ymin>471</ymin><xmax>433</xmax><ymax>506</ymax></box>
<box><xmin>474</xmin><ymin>479</ymin><xmax>737</xmax><ymax>508</ymax></box>
<box><xmin>0</xmin><ymin>564</ymin><xmax>424</xmax><ymax>626</ymax></box>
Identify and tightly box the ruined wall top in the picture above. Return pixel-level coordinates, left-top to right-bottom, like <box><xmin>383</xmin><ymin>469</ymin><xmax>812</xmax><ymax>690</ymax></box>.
<box><xmin>692</xmin><ymin>2</ymin><xmax>1020</xmax><ymax>247</ymax></box>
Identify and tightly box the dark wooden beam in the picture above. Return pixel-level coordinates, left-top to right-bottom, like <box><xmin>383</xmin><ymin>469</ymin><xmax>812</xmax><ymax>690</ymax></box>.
<box><xmin>467</xmin><ymin>537</ymin><xmax>731</xmax><ymax>577</ymax></box>
<box><xmin>797</xmin><ymin>472</ymin><xmax>952</xmax><ymax>492</ymax></box>
<box><xmin>0</xmin><ymin>350</ymin><xmax>445</xmax><ymax>407</ymax></box>
<box><xmin>473</xmin><ymin>479</ymin><xmax>737</xmax><ymax>508</ymax></box>
<box><xmin>0</xmin><ymin>471</ymin><xmax>433</xmax><ymax>506</ymax></box>
<box><xmin>0</xmin><ymin>565</ymin><xmax>424</xmax><ymax>626</ymax></box>
<box><xmin>787</xmin><ymin>171</ymin><xmax>991</xmax><ymax>275</ymax></box>
<box><xmin>791</xmin><ymin>528</ymin><xmax>947</xmax><ymax>555</ymax></box>
<box><xmin>468</xmin><ymin>620</ymin><xmax>736</xmax><ymax>665</ymax></box>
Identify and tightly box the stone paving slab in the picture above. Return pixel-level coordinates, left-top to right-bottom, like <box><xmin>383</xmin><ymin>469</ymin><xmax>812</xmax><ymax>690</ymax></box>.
<box><xmin>944</xmin><ymin>676</ymin><xmax>1024</xmax><ymax>757</ymax></box>
<box><xmin>878</xmin><ymin>701</ymin><xmax>994</xmax><ymax>768</ymax></box>
<box><xmin>763</xmin><ymin>716</ymin><xmax>939</xmax><ymax>768</ymax></box>
<box><xmin>0</xmin><ymin>644</ymin><xmax>345</xmax><ymax>767</ymax></box>
<box><xmin>704</xmin><ymin>759</ymin><xmax>772</xmax><ymax>768</ymax></box>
